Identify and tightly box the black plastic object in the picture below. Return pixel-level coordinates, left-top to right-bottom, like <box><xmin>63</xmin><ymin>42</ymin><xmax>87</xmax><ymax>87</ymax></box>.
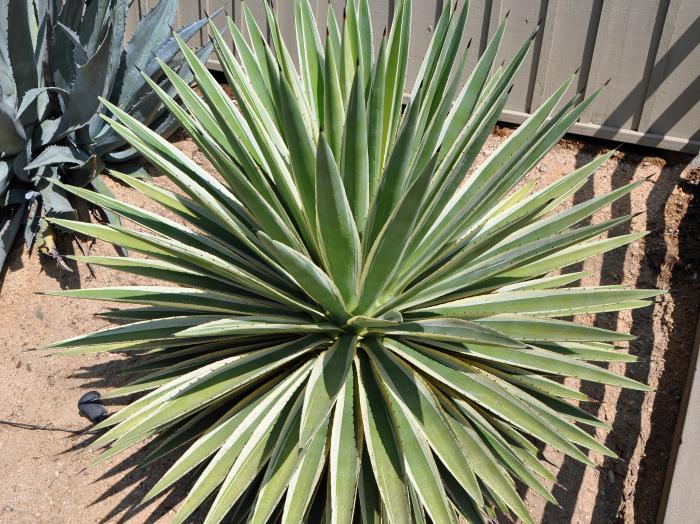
<box><xmin>78</xmin><ymin>391</ymin><xmax>108</xmax><ymax>424</ymax></box>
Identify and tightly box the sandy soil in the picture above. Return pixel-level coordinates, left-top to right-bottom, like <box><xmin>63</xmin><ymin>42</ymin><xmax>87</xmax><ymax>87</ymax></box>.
<box><xmin>0</xmin><ymin>128</ymin><xmax>698</xmax><ymax>524</ymax></box>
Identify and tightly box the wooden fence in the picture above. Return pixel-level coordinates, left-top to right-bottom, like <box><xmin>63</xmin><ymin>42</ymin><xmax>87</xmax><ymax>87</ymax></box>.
<box><xmin>128</xmin><ymin>1</ymin><xmax>700</xmax><ymax>153</ymax></box>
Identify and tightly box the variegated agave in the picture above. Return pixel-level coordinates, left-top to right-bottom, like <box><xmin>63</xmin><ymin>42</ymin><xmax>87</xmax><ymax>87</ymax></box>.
<box><xmin>47</xmin><ymin>1</ymin><xmax>656</xmax><ymax>523</ymax></box>
<box><xmin>0</xmin><ymin>0</ymin><xmax>213</xmax><ymax>270</ymax></box>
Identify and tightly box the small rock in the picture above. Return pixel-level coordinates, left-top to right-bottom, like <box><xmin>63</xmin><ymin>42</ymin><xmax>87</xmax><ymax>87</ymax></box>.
<box><xmin>78</xmin><ymin>391</ymin><xmax>108</xmax><ymax>424</ymax></box>
<box><xmin>538</xmin><ymin>165</ymin><xmax>548</xmax><ymax>173</ymax></box>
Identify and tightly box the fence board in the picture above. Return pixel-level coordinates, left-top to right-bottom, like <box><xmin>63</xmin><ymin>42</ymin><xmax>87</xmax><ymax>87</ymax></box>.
<box><xmin>488</xmin><ymin>0</ymin><xmax>546</xmax><ymax>114</ymax></box>
<box><xmin>406</xmin><ymin>0</ymin><xmax>439</xmax><ymax>88</ymax></box>
<box><xmin>639</xmin><ymin>0</ymin><xmax>700</xmax><ymax>146</ymax></box>
<box><xmin>128</xmin><ymin>0</ymin><xmax>700</xmax><ymax>152</ymax></box>
<box><xmin>532</xmin><ymin>0</ymin><xmax>602</xmax><ymax>110</ymax></box>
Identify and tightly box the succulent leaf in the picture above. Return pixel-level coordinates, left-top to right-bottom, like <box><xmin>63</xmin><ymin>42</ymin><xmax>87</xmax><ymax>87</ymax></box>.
<box><xmin>0</xmin><ymin>100</ymin><xmax>24</xmax><ymax>155</ymax></box>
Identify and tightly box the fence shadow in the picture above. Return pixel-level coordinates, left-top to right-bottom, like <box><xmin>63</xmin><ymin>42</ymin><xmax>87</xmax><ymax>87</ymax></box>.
<box><xmin>541</xmin><ymin>143</ymin><xmax>698</xmax><ymax>524</ymax></box>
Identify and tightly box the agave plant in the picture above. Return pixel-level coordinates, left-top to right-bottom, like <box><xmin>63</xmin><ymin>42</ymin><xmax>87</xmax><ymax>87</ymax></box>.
<box><xmin>47</xmin><ymin>1</ymin><xmax>657</xmax><ymax>522</ymax></box>
<box><xmin>0</xmin><ymin>0</ymin><xmax>213</xmax><ymax>270</ymax></box>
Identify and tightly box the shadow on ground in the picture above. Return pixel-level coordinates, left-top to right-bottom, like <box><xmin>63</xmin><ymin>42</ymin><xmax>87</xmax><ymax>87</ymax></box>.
<box><xmin>541</xmin><ymin>144</ymin><xmax>700</xmax><ymax>524</ymax></box>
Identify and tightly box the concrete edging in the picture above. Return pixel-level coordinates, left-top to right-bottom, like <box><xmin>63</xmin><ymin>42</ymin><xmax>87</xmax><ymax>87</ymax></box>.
<box><xmin>658</xmin><ymin>300</ymin><xmax>700</xmax><ymax>522</ymax></box>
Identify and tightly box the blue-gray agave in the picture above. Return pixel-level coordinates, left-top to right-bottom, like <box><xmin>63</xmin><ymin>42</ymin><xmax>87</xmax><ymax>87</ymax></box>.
<box><xmin>0</xmin><ymin>0</ymin><xmax>213</xmax><ymax>270</ymax></box>
<box><xmin>48</xmin><ymin>1</ymin><xmax>658</xmax><ymax>523</ymax></box>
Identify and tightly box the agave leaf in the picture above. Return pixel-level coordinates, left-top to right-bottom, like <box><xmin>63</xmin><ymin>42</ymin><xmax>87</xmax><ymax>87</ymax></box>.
<box><xmin>257</xmin><ymin>232</ymin><xmax>348</xmax><ymax>321</ymax></box>
<box><xmin>54</xmin><ymin>25</ymin><xmax>113</xmax><ymax>137</ymax></box>
<box><xmin>358</xmin><ymin>447</ymin><xmax>382</xmax><ymax>524</ymax></box>
<box><xmin>172</xmin><ymin>363</ymin><xmax>314</xmax><ymax>524</ymax></box>
<box><xmin>176</xmin><ymin>317</ymin><xmax>339</xmax><ymax>339</ymax></box>
<box><xmin>39</xmin><ymin>178</ymin><xmax>74</xmax><ymax>219</ymax></box>
<box><xmin>203</xmin><ymin>392</ymin><xmax>306</xmax><ymax>524</ymax></box>
<box><xmin>77</xmin><ymin>0</ymin><xmax>110</xmax><ymax>57</ymax></box>
<box><xmin>62</xmin><ymin>154</ymin><xmax>105</xmax><ymax>188</ymax></box>
<box><xmin>538</xmin><ymin>340</ymin><xmax>638</xmax><ymax>363</ymax></box>
<box><xmin>56</xmin><ymin>21</ymin><xmax>88</xmax><ymax>65</ymax></box>
<box><xmin>357</xmin><ymin>0</ymin><xmax>373</xmax><ymax>85</ymax></box>
<box><xmin>366</xmin><ymin>339</ymin><xmax>483</xmax><ymax>507</ymax></box>
<box><xmin>115</xmin><ymin>0</ymin><xmax>178</xmax><ymax>109</ymax></box>
<box><xmin>0</xmin><ymin>100</ymin><xmax>25</xmax><ymax>155</ymax></box>
<box><xmin>88</xmin><ymin>175</ymin><xmax>126</xmax><ymax>255</ymax></box>
<box><xmin>365</xmin><ymin>85</ymin><xmax>424</xmax><ymax>248</ymax></box>
<box><xmin>16</xmin><ymin>86</ymin><xmax>68</xmax><ymax>120</ymax></box>
<box><xmin>417</xmin><ymin>287</ymin><xmax>659</xmax><ymax>318</ymax></box>
<box><xmin>228</xmin><ymin>15</ymin><xmax>275</xmax><ymax>116</ymax></box>
<box><xmin>247</xmin><ymin>394</ymin><xmax>305</xmax><ymax>524</ymax></box>
<box><xmin>383</xmin><ymin>0</ymin><xmax>411</xmax><ymax>147</ymax></box>
<box><xmin>24</xmin><ymin>145</ymin><xmax>87</xmax><ymax>171</ymax></box>
<box><xmin>316</xmin><ymin>132</ymin><xmax>362</xmax><ymax>305</ymax></box>
<box><xmin>50</xmin><ymin>0</ymin><xmax>83</xmax><ymax>89</ymax></box>
<box><xmin>0</xmin><ymin>202</ymin><xmax>26</xmax><ymax>269</ymax></box>
<box><xmin>455</xmin><ymin>399</ymin><xmax>556</xmax><ymax>500</ymax></box>
<box><xmin>476</xmin><ymin>315</ymin><xmax>637</xmax><ymax>343</ymax></box>
<box><xmin>96</xmin><ymin>38</ymin><xmax>215</xmax><ymax>155</ymax></box>
<box><xmin>328</xmin><ymin>371</ymin><xmax>360</xmax><ymax>524</ymax></box>
<box><xmin>104</xmin><ymin>0</ymin><xmax>128</xmax><ymax>92</ymax></box>
<box><xmin>280</xmin><ymin>414</ymin><xmax>329</xmax><ymax>524</ymax></box>
<box><xmin>355</xmin><ymin>147</ymin><xmax>437</xmax><ymax>315</ymax></box>
<box><xmin>263</xmin><ymin>1</ymin><xmax>312</xmax><ymax>132</ymax></box>
<box><xmin>119</xmin><ymin>14</ymin><xmax>213</xmax><ymax>110</ymax></box>
<box><xmin>376</xmin><ymin>318</ymin><xmax>524</xmax><ymax>349</ymax></box>
<box><xmin>299</xmin><ymin>334</ymin><xmax>357</xmax><ymax>447</ymax></box>
<box><xmin>272</xmin><ymin>58</ymin><xmax>318</xmax><ymax>232</ymax></box>
<box><xmin>142</xmin><ymin>377</ymin><xmax>285</xmax><ymax>503</ymax></box>
<box><xmin>295</xmin><ymin>0</ymin><xmax>324</xmax><ymax>124</ymax></box>
<box><xmin>66</xmin><ymin>254</ymin><xmax>242</xmax><ymax>294</ymax></box>
<box><xmin>106</xmin><ymin>169</ymin><xmax>238</xmax><ymax>248</ymax></box>
<box><xmin>0</xmin><ymin>2</ymin><xmax>14</xmax><ymax>106</ymax></box>
<box><xmin>7</xmin><ymin>0</ymin><xmax>39</xmax><ymax>107</ymax></box>
<box><xmin>0</xmin><ymin>159</ymin><xmax>12</xmax><ymax>195</ymax></box>
<box><xmin>425</xmin><ymin>338</ymin><xmax>649</xmax><ymax>391</ymax></box>
<box><xmin>49</xmin><ymin>286</ymin><xmax>288</xmax><ymax>316</ymax></box>
<box><xmin>98</xmin><ymin>112</ymin><xmax>293</xmax><ymax>274</ymax></box>
<box><xmin>324</xmin><ymin>25</ymin><xmax>345</xmax><ymax>160</ymax></box>
<box><xmin>44</xmin><ymin>315</ymin><xmax>226</xmax><ymax>350</ymax></box>
<box><xmin>96</xmin><ymin>338</ymin><xmax>323</xmax><ymax>447</ymax></box>
<box><xmin>387</xmin><ymin>340</ymin><xmax>594</xmax><ymax>466</ymax></box>
<box><xmin>366</xmin><ymin>31</ymin><xmax>387</xmax><ymax>203</ymax></box>
<box><xmin>339</xmin><ymin>0</ymin><xmax>359</xmax><ymax>102</ymax></box>
<box><xmin>379</xmin><ymin>373</ymin><xmax>457</xmax><ymax>524</ymax></box>
<box><xmin>50</xmin><ymin>217</ymin><xmax>300</xmax><ymax>309</ymax></box>
<box><xmin>439</xmin><ymin>394</ymin><xmax>533</xmax><ymax>524</ymax></box>
<box><xmin>356</xmin><ymin>355</ymin><xmax>411</xmax><ymax>524</ymax></box>
<box><xmin>325</xmin><ymin>3</ymin><xmax>342</xmax><ymax>67</ymax></box>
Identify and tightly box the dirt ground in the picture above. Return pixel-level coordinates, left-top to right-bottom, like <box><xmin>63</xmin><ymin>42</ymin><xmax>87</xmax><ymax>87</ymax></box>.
<box><xmin>1</xmin><ymin>128</ymin><xmax>699</xmax><ymax>524</ymax></box>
